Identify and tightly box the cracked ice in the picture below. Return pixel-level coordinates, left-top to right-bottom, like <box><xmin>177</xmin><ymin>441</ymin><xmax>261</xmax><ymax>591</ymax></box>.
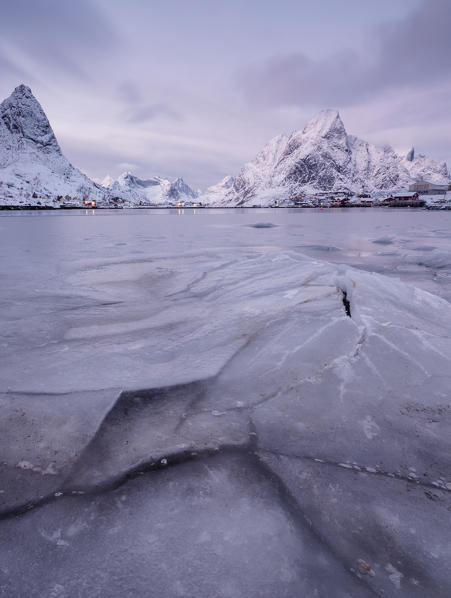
<box><xmin>1</xmin><ymin>209</ymin><xmax>451</xmax><ymax>597</ymax></box>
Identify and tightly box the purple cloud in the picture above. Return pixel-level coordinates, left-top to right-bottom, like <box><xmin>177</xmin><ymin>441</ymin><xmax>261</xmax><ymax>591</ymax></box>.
<box><xmin>238</xmin><ymin>0</ymin><xmax>451</xmax><ymax>108</ymax></box>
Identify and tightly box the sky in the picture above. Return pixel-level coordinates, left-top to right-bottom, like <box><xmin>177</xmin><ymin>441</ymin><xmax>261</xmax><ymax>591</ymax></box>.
<box><xmin>0</xmin><ymin>0</ymin><xmax>450</xmax><ymax>189</ymax></box>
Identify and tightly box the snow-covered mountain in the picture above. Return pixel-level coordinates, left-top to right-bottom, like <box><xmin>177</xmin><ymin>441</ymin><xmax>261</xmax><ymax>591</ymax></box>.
<box><xmin>1</xmin><ymin>86</ymin><xmax>448</xmax><ymax>209</ymax></box>
<box><xmin>102</xmin><ymin>172</ymin><xmax>198</xmax><ymax>206</ymax></box>
<box><xmin>0</xmin><ymin>85</ymin><xmax>108</xmax><ymax>207</ymax></box>
<box><xmin>206</xmin><ymin>110</ymin><xmax>450</xmax><ymax>206</ymax></box>
<box><xmin>201</xmin><ymin>175</ymin><xmax>235</xmax><ymax>205</ymax></box>
<box><xmin>402</xmin><ymin>147</ymin><xmax>449</xmax><ymax>184</ymax></box>
<box><xmin>0</xmin><ymin>84</ymin><xmax>198</xmax><ymax>208</ymax></box>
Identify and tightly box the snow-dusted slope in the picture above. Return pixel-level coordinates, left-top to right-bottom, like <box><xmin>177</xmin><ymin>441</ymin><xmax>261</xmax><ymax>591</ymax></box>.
<box><xmin>201</xmin><ymin>175</ymin><xmax>235</xmax><ymax>205</ymax></box>
<box><xmin>402</xmin><ymin>147</ymin><xmax>449</xmax><ymax>184</ymax></box>
<box><xmin>0</xmin><ymin>85</ymin><xmax>108</xmax><ymax>207</ymax></box>
<box><xmin>0</xmin><ymin>85</ymin><xmax>198</xmax><ymax>208</ymax></box>
<box><xmin>207</xmin><ymin>110</ymin><xmax>450</xmax><ymax>206</ymax></box>
<box><xmin>103</xmin><ymin>172</ymin><xmax>198</xmax><ymax>206</ymax></box>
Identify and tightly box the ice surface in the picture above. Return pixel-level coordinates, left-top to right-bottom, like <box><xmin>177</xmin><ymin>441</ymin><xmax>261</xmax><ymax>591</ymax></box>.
<box><xmin>405</xmin><ymin>247</ymin><xmax>451</xmax><ymax>269</ymax></box>
<box><xmin>0</xmin><ymin>389</ymin><xmax>119</xmax><ymax>512</ymax></box>
<box><xmin>1</xmin><ymin>208</ymin><xmax>451</xmax><ymax>596</ymax></box>
<box><xmin>260</xmin><ymin>453</ymin><xmax>451</xmax><ymax>597</ymax></box>
<box><xmin>0</xmin><ymin>454</ymin><xmax>375</xmax><ymax>598</ymax></box>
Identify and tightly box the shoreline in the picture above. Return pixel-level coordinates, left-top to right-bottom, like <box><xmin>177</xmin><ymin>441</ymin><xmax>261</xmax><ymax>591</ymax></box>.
<box><xmin>0</xmin><ymin>203</ymin><xmax>445</xmax><ymax>211</ymax></box>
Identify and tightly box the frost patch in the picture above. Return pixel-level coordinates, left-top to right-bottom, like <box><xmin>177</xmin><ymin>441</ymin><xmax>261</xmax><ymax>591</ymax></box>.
<box><xmin>39</xmin><ymin>528</ymin><xmax>69</xmax><ymax>547</ymax></box>
<box><xmin>16</xmin><ymin>460</ymin><xmax>35</xmax><ymax>471</ymax></box>
<box><xmin>361</xmin><ymin>415</ymin><xmax>380</xmax><ymax>440</ymax></box>
<box><xmin>16</xmin><ymin>460</ymin><xmax>58</xmax><ymax>475</ymax></box>
<box><xmin>386</xmin><ymin>563</ymin><xmax>403</xmax><ymax>589</ymax></box>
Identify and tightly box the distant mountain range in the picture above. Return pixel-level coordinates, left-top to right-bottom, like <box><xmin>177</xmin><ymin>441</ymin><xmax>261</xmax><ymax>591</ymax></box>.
<box><xmin>101</xmin><ymin>172</ymin><xmax>198</xmax><ymax>206</ymax></box>
<box><xmin>0</xmin><ymin>85</ymin><xmax>449</xmax><ymax>208</ymax></box>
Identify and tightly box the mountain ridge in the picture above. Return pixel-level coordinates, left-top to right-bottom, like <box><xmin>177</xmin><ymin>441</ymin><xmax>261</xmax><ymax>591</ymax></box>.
<box><xmin>0</xmin><ymin>85</ymin><xmax>197</xmax><ymax>207</ymax></box>
<box><xmin>0</xmin><ymin>85</ymin><xmax>449</xmax><ymax>208</ymax></box>
<box><xmin>201</xmin><ymin>109</ymin><xmax>450</xmax><ymax>206</ymax></box>
<box><xmin>102</xmin><ymin>171</ymin><xmax>198</xmax><ymax>205</ymax></box>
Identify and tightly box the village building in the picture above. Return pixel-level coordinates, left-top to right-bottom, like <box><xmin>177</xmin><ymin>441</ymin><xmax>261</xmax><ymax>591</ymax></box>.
<box><xmin>409</xmin><ymin>181</ymin><xmax>450</xmax><ymax>194</ymax></box>
<box><xmin>381</xmin><ymin>192</ymin><xmax>425</xmax><ymax>207</ymax></box>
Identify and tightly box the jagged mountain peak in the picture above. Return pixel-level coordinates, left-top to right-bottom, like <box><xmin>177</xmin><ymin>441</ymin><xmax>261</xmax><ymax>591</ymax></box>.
<box><xmin>116</xmin><ymin>172</ymin><xmax>165</xmax><ymax>188</ymax></box>
<box><xmin>118</xmin><ymin>171</ymin><xmax>141</xmax><ymax>184</ymax></box>
<box><xmin>105</xmin><ymin>171</ymin><xmax>198</xmax><ymax>204</ymax></box>
<box><xmin>0</xmin><ymin>84</ymin><xmax>61</xmax><ymax>157</ymax></box>
<box><xmin>11</xmin><ymin>83</ymin><xmax>34</xmax><ymax>98</ymax></box>
<box><xmin>167</xmin><ymin>177</ymin><xmax>198</xmax><ymax>199</ymax></box>
<box><xmin>282</xmin><ymin>109</ymin><xmax>347</xmax><ymax>160</ymax></box>
<box><xmin>0</xmin><ymin>84</ymin><xmax>109</xmax><ymax>206</ymax></box>
<box><xmin>218</xmin><ymin>175</ymin><xmax>235</xmax><ymax>188</ymax></box>
<box><xmin>207</xmin><ymin>109</ymin><xmax>450</xmax><ymax>206</ymax></box>
<box><xmin>302</xmin><ymin>109</ymin><xmax>345</xmax><ymax>141</ymax></box>
<box><xmin>101</xmin><ymin>174</ymin><xmax>115</xmax><ymax>188</ymax></box>
<box><xmin>406</xmin><ymin>147</ymin><xmax>415</xmax><ymax>162</ymax></box>
<box><xmin>170</xmin><ymin>176</ymin><xmax>187</xmax><ymax>192</ymax></box>
<box><xmin>117</xmin><ymin>171</ymin><xmax>134</xmax><ymax>182</ymax></box>
<box><xmin>7</xmin><ymin>84</ymin><xmax>39</xmax><ymax>106</ymax></box>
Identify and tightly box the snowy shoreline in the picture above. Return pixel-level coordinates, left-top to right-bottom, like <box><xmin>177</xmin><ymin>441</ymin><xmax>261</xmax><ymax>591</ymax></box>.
<box><xmin>0</xmin><ymin>203</ymin><xmax>440</xmax><ymax>210</ymax></box>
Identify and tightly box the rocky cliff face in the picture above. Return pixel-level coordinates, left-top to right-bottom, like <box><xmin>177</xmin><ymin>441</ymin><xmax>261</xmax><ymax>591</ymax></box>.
<box><xmin>210</xmin><ymin>110</ymin><xmax>450</xmax><ymax>206</ymax></box>
<box><xmin>0</xmin><ymin>85</ymin><xmax>107</xmax><ymax>206</ymax></box>
<box><xmin>0</xmin><ymin>84</ymin><xmax>61</xmax><ymax>164</ymax></box>
<box><xmin>402</xmin><ymin>148</ymin><xmax>449</xmax><ymax>184</ymax></box>
<box><xmin>0</xmin><ymin>85</ymin><xmax>198</xmax><ymax>207</ymax></box>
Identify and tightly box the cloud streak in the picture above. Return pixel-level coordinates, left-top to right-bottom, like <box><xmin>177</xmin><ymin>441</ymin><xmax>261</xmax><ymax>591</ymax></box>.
<box><xmin>1</xmin><ymin>0</ymin><xmax>449</xmax><ymax>187</ymax></box>
<box><xmin>238</xmin><ymin>0</ymin><xmax>451</xmax><ymax>108</ymax></box>
<box><xmin>0</xmin><ymin>0</ymin><xmax>117</xmax><ymax>82</ymax></box>
<box><xmin>126</xmin><ymin>103</ymin><xmax>182</xmax><ymax>124</ymax></box>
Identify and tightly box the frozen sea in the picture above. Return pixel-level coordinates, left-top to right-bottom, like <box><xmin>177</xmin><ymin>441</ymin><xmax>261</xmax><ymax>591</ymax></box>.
<box><xmin>1</xmin><ymin>207</ymin><xmax>451</xmax><ymax>597</ymax></box>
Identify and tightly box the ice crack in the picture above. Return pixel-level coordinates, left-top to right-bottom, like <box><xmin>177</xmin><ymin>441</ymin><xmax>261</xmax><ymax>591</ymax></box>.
<box><xmin>341</xmin><ymin>289</ymin><xmax>352</xmax><ymax>317</ymax></box>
